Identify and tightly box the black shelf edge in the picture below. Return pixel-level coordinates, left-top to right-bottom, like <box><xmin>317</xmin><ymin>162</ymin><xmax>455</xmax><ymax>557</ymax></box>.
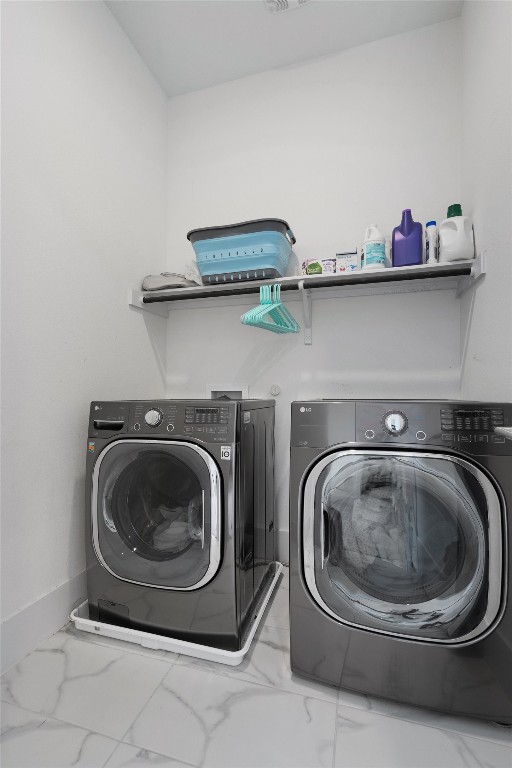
<box><xmin>144</xmin><ymin>277</ymin><xmax>299</xmax><ymax>302</ymax></box>
<box><xmin>142</xmin><ymin>262</ymin><xmax>474</xmax><ymax>304</ymax></box>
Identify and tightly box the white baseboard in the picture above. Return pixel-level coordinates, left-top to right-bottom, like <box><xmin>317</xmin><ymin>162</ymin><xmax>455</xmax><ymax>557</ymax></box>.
<box><xmin>1</xmin><ymin>570</ymin><xmax>87</xmax><ymax>674</ymax></box>
<box><xmin>276</xmin><ymin>529</ymin><xmax>289</xmax><ymax>565</ymax></box>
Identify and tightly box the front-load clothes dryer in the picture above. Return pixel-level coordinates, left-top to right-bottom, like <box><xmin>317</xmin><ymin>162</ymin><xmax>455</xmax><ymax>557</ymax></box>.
<box><xmin>290</xmin><ymin>400</ymin><xmax>512</xmax><ymax>723</ymax></box>
<box><xmin>85</xmin><ymin>399</ymin><xmax>277</xmax><ymax>651</ymax></box>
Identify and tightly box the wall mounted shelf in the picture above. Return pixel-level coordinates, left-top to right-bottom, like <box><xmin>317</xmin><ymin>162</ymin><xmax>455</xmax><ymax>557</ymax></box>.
<box><xmin>129</xmin><ymin>254</ymin><xmax>486</xmax><ymax>344</ymax></box>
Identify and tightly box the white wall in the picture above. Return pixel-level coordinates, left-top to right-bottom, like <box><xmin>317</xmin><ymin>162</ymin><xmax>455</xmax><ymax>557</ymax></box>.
<box><xmin>460</xmin><ymin>0</ymin><xmax>512</xmax><ymax>400</ymax></box>
<box><xmin>1</xmin><ymin>1</ymin><xmax>168</xmax><ymax>670</ymax></box>
<box><xmin>167</xmin><ymin>19</ymin><xmax>463</xmax><ymax>268</ymax></box>
<box><xmin>165</xmin><ymin>20</ymin><xmax>464</xmax><ymax>556</ymax></box>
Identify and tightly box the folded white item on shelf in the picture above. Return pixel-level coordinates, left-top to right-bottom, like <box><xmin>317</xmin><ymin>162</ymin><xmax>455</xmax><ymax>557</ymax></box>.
<box><xmin>142</xmin><ymin>267</ymin><xmax>202</xmax><ymax>291</ymax></box>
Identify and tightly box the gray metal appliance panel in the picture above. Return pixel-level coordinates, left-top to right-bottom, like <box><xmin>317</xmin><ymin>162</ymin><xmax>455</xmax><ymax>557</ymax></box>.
<box><xmin>236</xmin><ymin>404</ymin><xmax>276</xmax><ymax>642</ymax></box>
<box><xmin>291</xmin><ymin>401</ymin><xmax>356</xmax><ymax>448</ymax></box>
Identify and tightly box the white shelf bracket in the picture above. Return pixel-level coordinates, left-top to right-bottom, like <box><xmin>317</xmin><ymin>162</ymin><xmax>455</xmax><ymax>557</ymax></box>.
<box><xmin>128</xmin><ymin>289</ymin><xmax>169</xmax><ymax>318</ymax></box>
<box><xmin>456</xmin><ymin>252</ymin><xmax>487</xmax><ymax>298</ymax></box>
<box><xmin>298</xmin><ymin>280</ymin><xmax>312</xmax><ymax>345</ymax></box>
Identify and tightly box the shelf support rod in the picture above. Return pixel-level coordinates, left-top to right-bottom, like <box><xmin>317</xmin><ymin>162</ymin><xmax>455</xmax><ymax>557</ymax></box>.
<box><xmin>298</xmin><ymin>280</ymin><xmax>312</xmax><ymax>345</ymax></box>
<box><xmin>128</xmin><ymin>289</ymin><xmax>169</xmax><ymax>318</ymax></box>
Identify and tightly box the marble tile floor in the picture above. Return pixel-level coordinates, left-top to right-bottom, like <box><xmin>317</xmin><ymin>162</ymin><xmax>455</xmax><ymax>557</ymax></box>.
<box><xmin>1</xmin><ymin>567</ymin><xmax>511</xmax><ymax>768</ymax></box>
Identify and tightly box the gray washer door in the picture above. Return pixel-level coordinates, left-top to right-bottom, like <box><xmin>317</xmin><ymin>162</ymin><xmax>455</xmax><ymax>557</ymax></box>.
<box><xmin>302</xmin><ymin>450</ymin><xmax>503</xmax><ymax>643</ymax></box>
<box><xmin>93</xmin><ymin>440</ymin><xmax>221</xmax><ymax>590</ymax></box>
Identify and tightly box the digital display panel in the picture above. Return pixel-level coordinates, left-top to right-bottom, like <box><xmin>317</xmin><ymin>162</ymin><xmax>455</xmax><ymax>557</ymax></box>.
<box><xmin>195</xmin><ymin>408</ymin><xmax>219</xmax><ymax>415</ymax></box>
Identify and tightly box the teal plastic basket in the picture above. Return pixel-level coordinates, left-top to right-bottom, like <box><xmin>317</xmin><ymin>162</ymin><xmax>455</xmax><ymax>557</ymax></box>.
<box><xmin>187</xmin><ymin>219</ymin><xmax>296</xmax><ymax>285</ymax></box>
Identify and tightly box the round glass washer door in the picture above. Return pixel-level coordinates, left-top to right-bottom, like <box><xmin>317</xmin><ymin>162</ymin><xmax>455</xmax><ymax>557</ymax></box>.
<box><xmin>92</xmin><ymin>440</ymin><xmax>222</xmax><ymax>590</ymax></box>
<box><xmin>302</xmin><ymin>451</ymin><xmax>503</xmax><ymax>643</ymax></box>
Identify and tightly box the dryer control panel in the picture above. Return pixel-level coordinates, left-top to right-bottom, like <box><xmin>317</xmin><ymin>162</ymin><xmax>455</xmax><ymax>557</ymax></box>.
<box><xmin>291</xmin><ymin>400</ymin><xmax>512</xmax><ymax>454</ymax></box>
<box><xmin>355</xmin><ymin>401</ymin><xmax>512</xmax><ymax>455</ymax></box>
<box><xmin>437</xmin><ymin>407</ymin><xmax>507</xmax><ymax>453</ymax></box>
<box><xmin>440</xmin><ymin>408</ymin><xmax>503</xmax><ymax>433</ymax></box>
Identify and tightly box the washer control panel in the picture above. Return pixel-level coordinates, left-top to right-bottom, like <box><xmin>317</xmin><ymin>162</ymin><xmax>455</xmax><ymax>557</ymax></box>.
<box><xmin>129</xmin><ymin>402</ymin><xmax>235</xmax><ymax>443</ymax></box>
<box><xmin>88</xmin><ymin>401</ymin><xmax>241</xmax><ymax>443</ymax></box>
<box><xmin>184</xmin><ymin>406</ymin><xmax>229</xmax><ymax>425</ymax></box>
<box><xmin>133</xmin><ymin>402</ymin><xmax>178</xmax><ymax>432</ymax></box>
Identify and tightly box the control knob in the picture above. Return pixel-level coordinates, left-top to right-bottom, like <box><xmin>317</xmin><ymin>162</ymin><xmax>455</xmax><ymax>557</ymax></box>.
<box><xmin>144</xmin><ymin>408</ymin><xmax>163</xmax><ymax>427</ymax></box>
<box><xmin>383</xmin><ymin>411</ymin><xmax>408</xmax><ymax>436</ymax></box>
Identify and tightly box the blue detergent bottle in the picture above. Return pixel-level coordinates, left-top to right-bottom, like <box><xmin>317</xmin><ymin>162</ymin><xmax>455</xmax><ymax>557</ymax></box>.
<box><xmin>392</xmin><ymin>209</ymin><xmax>423</xmax><ymax>267</ymax></box>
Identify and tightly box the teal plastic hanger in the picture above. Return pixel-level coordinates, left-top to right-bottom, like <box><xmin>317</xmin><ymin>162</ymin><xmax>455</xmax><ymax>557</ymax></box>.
<box><xmin>241</xmin><ymin>284</ymin><xmax>300</xmax><ymax>334</ymax></box>
<box><xmin>241</xmin><ymin>285</ymin><xmax>284</xmax><ymax>333</ymax></box>
<box><xmin>269</xmin><ymin>285</ymin><xmax>300</xmax><ymax>332</ymax></box>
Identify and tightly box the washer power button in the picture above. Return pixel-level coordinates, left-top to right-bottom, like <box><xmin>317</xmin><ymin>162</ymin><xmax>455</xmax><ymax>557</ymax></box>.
<box><xmin>365</xmin><ymin>429</ymin><xmax>375</xmax><ymax>440</ymax></box>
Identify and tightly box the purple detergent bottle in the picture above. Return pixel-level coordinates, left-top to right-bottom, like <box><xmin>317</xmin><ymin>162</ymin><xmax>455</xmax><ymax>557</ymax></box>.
<box><xmin>392</xmin><ymin>209</ymin><xmax>423</xmax><ymax>267</ymax></box>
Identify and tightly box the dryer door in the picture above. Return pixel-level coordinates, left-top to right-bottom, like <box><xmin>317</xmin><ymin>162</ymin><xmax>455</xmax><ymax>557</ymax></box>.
<box><xmin>92</xmin><ymin>440</ymin><xmax>222</xmax><ymax>589</ymax></box>
<box><xmin>303</xmin><ymin>450</ymin><xmax>503</xmax><ymax>643</ymax></box>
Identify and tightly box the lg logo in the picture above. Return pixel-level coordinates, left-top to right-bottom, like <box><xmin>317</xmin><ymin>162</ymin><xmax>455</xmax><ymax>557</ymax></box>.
<box><xmin>299</xmin><ymin>407</ymin><xmax>312</xmax><ymax>413</ymax></box>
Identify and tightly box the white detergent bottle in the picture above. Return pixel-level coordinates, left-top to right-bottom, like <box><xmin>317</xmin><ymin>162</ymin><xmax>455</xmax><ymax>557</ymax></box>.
<box><xmin>362</xmin><ymin>224</ymin><xmax>386</xmax><ymax>270</ymax></box>
<box><xmin>425</xmin><ymin>220</ymin><xmax>438</xmax><ymax>264</ymax></box>
<box><xmin>439</xmin><ymin>204</ymin><xmax>475</xmax><ymax>262</ymax></box>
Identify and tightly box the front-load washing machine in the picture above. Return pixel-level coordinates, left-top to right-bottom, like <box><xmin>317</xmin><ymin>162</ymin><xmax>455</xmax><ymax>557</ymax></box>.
<box><xmin>85</xmin><ymin>399</ymin><xmax>277</xmax><ymax>652</ymax></box>
<box><xmin>290</xmin><ymin>400</ymin><xmax>512</xmax><ymax>723</ymax></box>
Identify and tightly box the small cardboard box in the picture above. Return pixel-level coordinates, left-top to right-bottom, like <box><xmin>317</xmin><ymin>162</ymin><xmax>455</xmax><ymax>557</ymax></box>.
<box><xmin>336</xmin><ymin>251</ymin><xmax>360</xmax><ymax>273</ymax></box>
<box><xmin>301</xmin><ymin>258</ymin><xmax>337</xmax><ymax>275</ymax></box>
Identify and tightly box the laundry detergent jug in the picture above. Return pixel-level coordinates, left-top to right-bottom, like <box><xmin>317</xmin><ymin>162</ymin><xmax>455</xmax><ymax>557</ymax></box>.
<box><xmin>392</xmin><ymin>209</ymin><xmax>423</xmax><ymax>267</ymax></box>
<box><xmin>362</xmin><ymin>225</ymin><xmax>386</xmax><ymax>270</ymax></box>
<box><xmin>439</xmin><ymin>204</ymin><xmax>475</xmax><ymax>262</ymax></box>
